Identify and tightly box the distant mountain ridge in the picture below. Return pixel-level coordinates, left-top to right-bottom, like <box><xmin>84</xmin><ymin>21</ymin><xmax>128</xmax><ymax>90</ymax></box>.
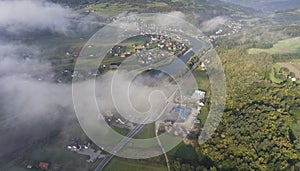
<box><xmin>220</xmin><ymin>0</ymin><xmax>300</xmax><ymax>11</ymax></box>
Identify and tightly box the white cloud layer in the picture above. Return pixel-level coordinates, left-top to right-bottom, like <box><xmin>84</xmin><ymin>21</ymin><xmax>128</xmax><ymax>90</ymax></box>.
<box><xmin>200</xmin><ymin>16</ymin><xmax>230</xmax><ymax>32</ymax></box>
<box><xmin>0</xmin><ymin>0</ymin><xmax>71</xmax><ymax>34</ymax></box>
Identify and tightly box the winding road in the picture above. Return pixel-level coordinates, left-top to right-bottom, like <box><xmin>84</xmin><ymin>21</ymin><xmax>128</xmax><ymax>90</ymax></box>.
<box><xmin>94</xmin><ymin>38</ymin><xmax>213</xmax><ymax>171</ymax></box>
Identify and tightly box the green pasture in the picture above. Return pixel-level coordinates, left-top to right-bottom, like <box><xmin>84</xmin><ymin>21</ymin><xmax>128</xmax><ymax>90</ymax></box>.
<box><xmin>104</xmin><ymin>157</ymin><xmax>167</xmax><ymax>171</ymax></box>
<box><xmin>248</xmin><ymin>37</ymin><xmax>300</xmax><ymax>55</ymax></box>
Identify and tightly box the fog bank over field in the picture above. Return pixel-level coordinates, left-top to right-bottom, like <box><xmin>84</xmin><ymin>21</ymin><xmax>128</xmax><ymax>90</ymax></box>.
<box><xmin>0</xmin><ymin>0</ymin><xmax>76</xmax><ymax>166</ymax></box>
<box><xmin>0</xmin><ymin>0</ymin><xmax>243</xmax><ymax>167</ymax></box>
<box><xmin>0</xmin><ymin>0</ymin><xmax>72</xmax><ymax>34</ymax></box>
<box><xmin>0</xmin><ymin>1</ymin><xmax>173</xmax><ymax>164</ymax></box>
<box><xmin>0</xmin><ymin>42</ymin><xmax>73</xmax><ymax>166</ymax></box>
<box><xmin>200</xmin><ymin>16</ymin><xmax>230</xmax><ymax>32</ymax></box>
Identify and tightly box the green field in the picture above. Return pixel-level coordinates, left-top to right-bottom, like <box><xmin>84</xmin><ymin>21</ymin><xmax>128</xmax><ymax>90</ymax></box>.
<box><xmin>103</xmin><ymin>157</ymin><xmax>167</xmax><ymax>171</ymax></box>
<box><xmin>173</xmin><ymin>145</ymin><xmax>198</xmax><ymax>161</ymax></box>
<box><xmin>7</xmin><ymin>167</ymin><xmax>28</xmax><ymax>171</ymax></box>
<box><xmin>278</xmin><ymin>61</ymin><xmax>300</xmax><ymax>78</ymax></box>
<box><xmin>9</xmin><ymin>122</ymin><xmax>102</xmax><ymax>171</ymax></box>
<box><xmin>197</xmin><ymin>102</ymin><xmax>210</xmax><ymax>127</ymax></box>
<box><xmin>83</xmin><ymin>2</ymin><xmax>170</xmax><ymax>17</ymax></box>
<box><xmin>269</xmin><ymin>64</ymin><xmax>286</xmax><ymax>84</ymax></box>
<box><xmin>248</xmin><ymin>37</ymin><xmax>300</xmax><ymax>54</ymax></box>
<box><xmin>111</xmin><ymin>125</ymin><xmax>131</xmax><ymax>136</ymax></box>
<box><xmin>268</xmin><ymin>62</ymin><xmax>300</xmax><ymax>84</ymax></box>
<box><xmin>134</xmin><ymin>123</ymin><xmax>156</xmax><ymax>139</ymax></box>
<box><xmin>192</xmin><ymin>67</ymin><xmax>210</xmax><ymax>91</ymax></box>
<box><xmin>190</xmin><ymin>65</ymin><xmax>211</xmax><ymax>126</ymax></box>
<box><xmin>167</xmin><ymin>142</ymin><xmax>198</xmax><ymax>162</ymax></box>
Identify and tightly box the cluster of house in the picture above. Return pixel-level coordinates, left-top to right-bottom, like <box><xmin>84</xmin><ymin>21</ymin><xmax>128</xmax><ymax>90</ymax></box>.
<box><xmin>136</xmin><ymin>50</ymin><xmax>166</xmax><ymax>65</ymax></box>
<box><xmin>136</xmin><ymin>35</ymin><xmax>188</xmax><ymax>65</ymax></box>
<box><xmin>57</xmin><ymin>67</ymin><xmax>100</xmax><ymax>82</ymax></box>
<box><xmin>104</xmin><ymin>114</ymin><xmax>134</xmax><ymax>130</ymax></box>
<box><xmin>208</xmin><ymin>20</ymin><xmax>242</xmax><ymax>41</ymax></box>
<box><xmin>26</xmin><ymin>161</ymin><xmax>58</xmax><ymax>170</ymax></box>
<box><xmin>174</xmin><ymin>106</ymin><xmax>192</xmax><ymax>121</ymax></box>
<box><xmin>106</xmin><ymin>34</ymin><xmax>189</xmax><ymax>67</ymax></box>
<box><xmin>152</xmin><ymin>35</ymin><xmax>187</xmax><ymax>55</ymax></box>
<box><xmin>66</xmin><ymin>138</ymin><xmax>91</xmax><ymax>151</ymax></box>
<box><xmin>66</xmin><ymin>137</ymin><xmax>107</xmax><ymax>163</ymax></box>
<box><xmin>157</xmin><ymin>89</ymin><xmax>206</xmax><ymax>139</ymax></box>
<box><xmin>228</xmin><ymin>21</ymin><xmax>242</xmax><ymax>33</ymax></box>
<box><xmin>67</xmin><ymin>144</ymin><xmax>90</xmax><ymax>151</ymax></box>
<box><xmin>158</xmin><ymin>105</ymin><xmax>200</xmax><ymax>138</ymax></box>
<box><xmin>108</xmin><ymin>45</ymin><xmax>132</xmax><ymax>58</ymax></box>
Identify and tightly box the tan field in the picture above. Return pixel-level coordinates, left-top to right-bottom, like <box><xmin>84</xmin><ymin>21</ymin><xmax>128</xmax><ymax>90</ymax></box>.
<box><xmin>278</xmin><ymin>61</ymin><xmax>300</xmax><ymax>78</ymax></box>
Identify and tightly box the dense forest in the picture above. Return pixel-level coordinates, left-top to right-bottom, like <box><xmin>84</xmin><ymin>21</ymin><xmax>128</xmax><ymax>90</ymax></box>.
<box><xmin>168</xmin><ymin>36</ymin><xmax>300</xmax><ymax>170</ymax></box>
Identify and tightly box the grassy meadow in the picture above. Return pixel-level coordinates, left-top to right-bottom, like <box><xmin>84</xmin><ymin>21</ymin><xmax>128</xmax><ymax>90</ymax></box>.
<box><xmin>248</xmin><ymin>37</ymin><xmax>300</xmax><ymax>54</ymax></box>
<box><xmin>103</xmin><ymin>157</ymin><xmax>167</xmax><ymax>171</ymax></box>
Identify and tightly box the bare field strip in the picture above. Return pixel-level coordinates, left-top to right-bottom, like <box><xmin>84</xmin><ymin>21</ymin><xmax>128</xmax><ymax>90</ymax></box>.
<box><xmin>278</xmin><ymin>62</ymin><xmax>300</xmax><ymax>78</ymax></box>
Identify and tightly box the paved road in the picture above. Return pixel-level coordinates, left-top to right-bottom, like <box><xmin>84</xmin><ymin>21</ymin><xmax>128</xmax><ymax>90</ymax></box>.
<box><xmin>94</xmin><ymin>87</ymin><xmax>178</xmax><ymax>171</ymax></box>
<box><xmin>94</xmin><ymin>75</ymin><xmax>191</xmax><ymax>171</ymax></box>
<box><xmin>153</xmin><ymin>41</ymin><xmax>213</xmax><ymax>171</ymax></box>
<box><xmin>94</xmin><ymin>116</ymin><xmax>150</xmax><ymax>171</ymax></box>
<box><xmin>94</xmin><ymin>41</ymin><xmax>213</xmax><ymax>171</ymax></box>
<box><xmin>77</xmin><ymin>149</ymin><xmax>106</xmax><ymax>162</ymax></box>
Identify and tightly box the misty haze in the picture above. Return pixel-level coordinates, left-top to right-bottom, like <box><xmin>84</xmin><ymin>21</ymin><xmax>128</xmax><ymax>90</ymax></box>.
<box><xmin>1</xmin><ymin>0</ymin><xmax>300</xmax><ymax>171</ymax></box>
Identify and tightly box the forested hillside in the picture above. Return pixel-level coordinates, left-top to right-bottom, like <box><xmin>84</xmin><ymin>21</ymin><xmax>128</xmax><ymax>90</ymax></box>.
<box><xmin>48</xmin><ymin>0</ymin><xmax>255</xmax><ymax>21</ymax></box>
<box><xmin>200</xmin><ymin>45</ymin><xmax>299</xmax><ymax>170</ymax></box>
<box><xmin>169</xmin><ymin>39</ymin><xmax>300</xmax><ymax>170</ymax></box>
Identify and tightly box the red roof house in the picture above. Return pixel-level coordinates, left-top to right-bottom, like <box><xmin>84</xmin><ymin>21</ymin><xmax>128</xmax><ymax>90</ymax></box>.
<box><xmin>39</xmin><ymin>162</ymin><xmax>49</xmax><ymax>170</ymax></box>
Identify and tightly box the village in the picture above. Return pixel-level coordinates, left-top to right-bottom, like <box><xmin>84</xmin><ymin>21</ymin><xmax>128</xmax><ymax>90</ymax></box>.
<box><xmin>17</xmin><ymin>14</ymin><xmax>211</xmax><ymax>170</ymax></box>
<box><xmin>22</xmin><ymin>87</ymin><xmax>207</xmax><ymax>170</ymax></box>
<box><xmin>155</xmin><ymin>89</ymin><xmax>206</xmax><ymax>139</ymax></box>
<box><xmin>66</xmin><ymin>138</ymin><xmax>106</xmax><ymax>163</ymax></box>
<box><xmin>106</xmin><ymin>34</ymin><xmax>189</xmax><ymax>68</ymax></box>
<box><xmin>51</xmin><ymin>33</ymin><xmax>192</xmax><ymax>84</ymax></box>
<box><xmin>102</xmin><ymin>87</ymin><xmax>207</xmax><ymax>142</ymax></box>
<box><xmin>22</xmin><ymin>138</ymin><xmax>107</xmax><ymax>170</ymax></box>
<box><xmin>52</xmin><ymin>19</ymin><xmax>195</xmax><ymax>83</ymax></box>
<box><xmin>208</xmin><ymin>20</ymin><xmax>243</xmax><ymax>42</ymax></box>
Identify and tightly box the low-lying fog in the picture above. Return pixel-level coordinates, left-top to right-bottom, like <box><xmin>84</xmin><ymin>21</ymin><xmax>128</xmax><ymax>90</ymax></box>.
<box><xmin>0</xmin><ymin>0</ymin><xmax>234</xmax><ymax>167</ymax></box>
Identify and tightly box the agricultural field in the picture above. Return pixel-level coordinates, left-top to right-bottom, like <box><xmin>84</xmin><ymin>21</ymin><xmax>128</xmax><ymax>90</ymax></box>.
<box><xmin>4</xmin><ymin>121</ymin><xmax>103</xmax><ymax>171</ymax></box>
<box><xmin>167</xmin><ymin>143</ymin><xmax>198</xmax><ymax>161</ymax></box>
<box><xmin>82</xmin><ymin>1</ymin><xmax>171</xmax><ymax>17</ymax></box>
<box><xmin>192</xmin><ymin>67</ymin><xmax>210</xmax><ymax>92</ymax></box>
<box><xmin>192</xmin><ymin>67</ymin><xmax>210</xmax><ymax>126</ymax></box>
<box><xmin>269</xmin><ymin>64</ymin><xmax>286</xmax><ymax>84</ymax></box>
<box><xmin>103</xmin><ymin>157</ymin><xmax>167</xmax><ymax>171</ymax></box>
<box><xmin>134</xmin><ymin>123</ymin><xmax>156</xmax><ymax>139</ymax></box>
<box><xmin>248</xmin><ymin>37</ymin><xmax>300</xmax><ymax>55</ymax></box>
<box><xmin>268</xmin><ymin>61</ymin><xmax>300</xmax><ymax>84</ymax></box>
<box><xmin>278</xmin><ymin>61</ymin><xmax>300</xmax><ymax>78</ymax></box>
<box><xmin>111</xmin><ymin>125</ymin><xmax>131</xmax><ymax>137</ymax></box>
<box><xmin>248</xmin><ymin>36</ymin><xmax>300</xmax><ymax>84</ymax></box>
